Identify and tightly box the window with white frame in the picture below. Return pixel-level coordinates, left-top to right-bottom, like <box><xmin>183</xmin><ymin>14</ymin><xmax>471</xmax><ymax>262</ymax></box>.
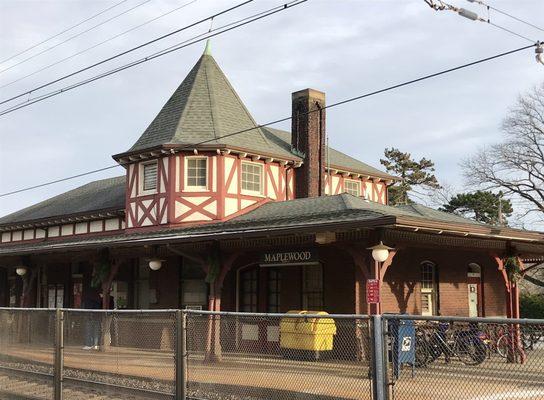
<box><xmin>344</xmin><ymin>179</ymin><xmax>361</xmax><ymax>196</ymax></box>
<box><xmin>142</xmin><ymin>162</ymin><xmax>158</xmax><ymax>193</ymax></box>
<box><xmin>186</xmin><ymin>157</ymin><xmax>207</xmax><ymax>189</ymax></box>
<box><xmin>241</xmin><ymin>162</ymin><xmax>263</xmax><ymax>194</ymax></box>
<box><xmin>421</xmin><ymin>261</ymin><xmax>438</xmax><ymax>316</ymax></box>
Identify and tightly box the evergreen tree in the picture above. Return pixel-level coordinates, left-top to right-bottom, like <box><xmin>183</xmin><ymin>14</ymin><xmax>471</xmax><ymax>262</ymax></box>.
<box><xmin>380</xmin><ymin>148</ymin><xmax>441</xmax><ymax>205</ymax></box>
<box><xmin>440</xmin><ymin>190</ymin><xmax>513</xmax><ymax>225</ymax></box>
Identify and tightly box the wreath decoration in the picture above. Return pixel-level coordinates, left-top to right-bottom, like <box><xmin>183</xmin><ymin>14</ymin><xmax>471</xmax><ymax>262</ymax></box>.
<box><xmin>91</xmin><ymin>249</ymin><xmax>111</xmax><ymax>289</ymax></box>
<box><xmin>504</xmin><ymin>256</ymin><xmax>522</xmax><ymax>283</ymax></box>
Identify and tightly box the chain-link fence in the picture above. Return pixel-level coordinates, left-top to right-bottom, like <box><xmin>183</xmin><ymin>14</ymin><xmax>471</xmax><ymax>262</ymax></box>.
<box><xmin>186</xmin><ymin>312</ymin><xmax>372</xmax><ymax>400</ymax></box>
<box><xmin>383</xmin><ymin>315</ymin><xmax>544</xmax><ymax>400</ymax></box>
<box><xmin>0</xmin><ymin>309</ymin><xmax>543</xmax><ymax>400</ymax></box>
<box><xmin>0</xmin><ymin>308</ymin><xmax>55</xmax><ymax>399</ymax></box>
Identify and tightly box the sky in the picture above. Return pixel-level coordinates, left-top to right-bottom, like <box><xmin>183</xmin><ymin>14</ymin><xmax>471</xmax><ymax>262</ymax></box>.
<box><xmin>0</xmin><ymin>0</ymin><xmax>543</xmax><ymax>228</ymax></box>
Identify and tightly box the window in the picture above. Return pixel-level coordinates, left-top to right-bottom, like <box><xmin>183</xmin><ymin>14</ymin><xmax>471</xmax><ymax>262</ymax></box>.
<box><xmin>302</xmin><ymin>265</ymin><xmax>323</xmax><ymax>310</ymax></box>
<box><xmin>267</xmin><ymin>268</ymin><xmax>281</xmax><ymax>313</ymax></box>
<box><xmin>240</xmin><ymin>268</ymin><xmax>258</xmax><ymax>312</ymax></box>
<box><xmin>344</xmin><ymin>179</ymin><xmax>361</xmax><ymax>196</ymax></box>
<box><xmin>142</xmin><ymin>162</ymin><xmax>158</xmax><ymax>192</ymax></box>
<box><xmin>186</xmin><ymin>157</ymin><xmax>207</xmax><ymax>189</ymax></box>
<box><xmin>241</xmin><ymin>162</ymin><xmax>263</xmax><ymax>194</ymax></box>
<box><xmin>421</xmin><ymin>261</ymin><xmax>438</xmax><ymax>316</ymax></box>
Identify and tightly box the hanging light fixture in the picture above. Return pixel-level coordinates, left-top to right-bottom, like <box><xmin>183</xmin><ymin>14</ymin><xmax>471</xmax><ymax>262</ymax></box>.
<box><xmin>148</xmin><ymin>258</ymin><xmax>164</xmax><ymax>271</ymax></box>
<box><xmin>15</xmin><ymin>266</ymin><xmax>27</xmax><ymax>276</ymax></box>
<box><xmin>367</xmin><ymin>241</ymin><xmax>394</xmax><ymax>263</ymax></box>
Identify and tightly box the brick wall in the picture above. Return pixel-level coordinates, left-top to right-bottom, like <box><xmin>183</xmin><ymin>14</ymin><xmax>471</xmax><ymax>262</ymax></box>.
<box><xmin>381</xmin><ymin>249</ymin><xmax>507</xmax><ymax>317</ymax></box>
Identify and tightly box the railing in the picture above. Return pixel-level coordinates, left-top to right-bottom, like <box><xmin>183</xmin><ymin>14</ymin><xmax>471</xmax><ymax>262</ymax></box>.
<box><xmin>0</xmin><ymin>308</ymin><xmax>543</xmax><ymax>400</ymax></box>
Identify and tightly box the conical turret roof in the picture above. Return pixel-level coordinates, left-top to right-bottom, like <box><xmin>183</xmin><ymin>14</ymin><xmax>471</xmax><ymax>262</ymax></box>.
<box><xmin>120</xmin><ymin>44</ymin><xmax>296</xmax><ymax>159</ymax></box>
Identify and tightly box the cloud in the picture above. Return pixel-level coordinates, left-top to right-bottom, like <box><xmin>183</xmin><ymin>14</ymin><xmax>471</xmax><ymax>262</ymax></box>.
<box><xmin>0</xmin><ymin>0</ymin><xmax>542</xmax><ymax>228</ymax></box>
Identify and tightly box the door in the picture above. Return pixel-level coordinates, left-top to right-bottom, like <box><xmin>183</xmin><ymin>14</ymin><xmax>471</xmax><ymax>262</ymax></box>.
<box><xmin>468</xmin><ymin>263</ymin><xmax>482</xmax><ymax>317</ymax></box>
<box><xmin>468</xmin><ymin>284</ymin><xmax>479</xmax><ymax>317</ymax></box>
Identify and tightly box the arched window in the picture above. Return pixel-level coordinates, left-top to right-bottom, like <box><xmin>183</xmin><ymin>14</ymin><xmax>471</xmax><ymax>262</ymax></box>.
<box><xmin>468</xmin><ymin>263</ymin><xmax>481</xmax><ymax>277</ymax></box>
<box><xmin>421</xmin><ymin>261</ymin><xmax>438</xmax><ymax>316</ymax></box>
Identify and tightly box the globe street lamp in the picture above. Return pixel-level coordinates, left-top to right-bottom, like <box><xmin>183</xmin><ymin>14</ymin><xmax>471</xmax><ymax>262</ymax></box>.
<box><xmin>15</xmin><ymin>266</ymin><xmax>27</xmax><ymax>276</ymax></box>
<box><xmin>368</xmin><ymin>241</ymin><xmax>393</xmax><ymax>263</ymax></box>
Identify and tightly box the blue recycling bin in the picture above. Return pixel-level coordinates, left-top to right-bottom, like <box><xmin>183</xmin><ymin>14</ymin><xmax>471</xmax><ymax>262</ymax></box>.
<box><xmin>390</xmin><ymin>318</ymin><xmax>416</xmax><ymax>379</ymax></box>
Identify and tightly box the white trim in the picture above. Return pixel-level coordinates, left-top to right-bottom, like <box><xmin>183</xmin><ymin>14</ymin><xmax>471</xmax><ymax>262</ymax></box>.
<box><xmin>344</xmin><ymin>178</ymin><xmax>361</xmax><ymax>196</ymax></box>
<box><xmin>139</xmin><ymin>160</ymin><xmax>158</xmax><ymax>196</ymax></box>
<box><xmin>241</xmin><ymin>160</ymin><xmax>264</xmax><ymax>196</ymax></box>
<box><xmin>184</xmin><ymin>156</ymin><xmax>209</xmax><ymax>192</ymax></box>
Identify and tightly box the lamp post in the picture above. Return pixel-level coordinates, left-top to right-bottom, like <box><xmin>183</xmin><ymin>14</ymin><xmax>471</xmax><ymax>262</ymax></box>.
<box><xmin>15</xmin><ymin>266</ymin><xmax>27</xmax><ymax>277</ymax></box>
<box><xmin>367</xmin><ymin>241</ymin><xmax>393</xmax><ymax>314</ymax></box>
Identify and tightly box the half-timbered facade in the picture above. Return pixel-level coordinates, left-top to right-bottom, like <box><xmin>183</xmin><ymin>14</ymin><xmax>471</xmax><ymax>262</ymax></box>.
<box><xmin>1</xmin><ymin>42</ymin><xmax>543</xmax><ymax>337</ymax></box>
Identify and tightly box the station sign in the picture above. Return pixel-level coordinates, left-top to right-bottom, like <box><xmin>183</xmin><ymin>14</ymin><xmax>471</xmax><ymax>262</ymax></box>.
<box><xmin>260</xmin><ymin>249</ymin><xmax>319</xmax><ymax>267</ymax></box>
<box><xmin>366</xmin><ymin>279</ymin><xmax>380</xmax><ymax>304</ymax></box>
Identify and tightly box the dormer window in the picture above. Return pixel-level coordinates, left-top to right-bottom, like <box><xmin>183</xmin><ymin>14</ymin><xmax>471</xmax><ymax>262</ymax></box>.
<box><xmin>186</xmin><ymin>157</ymin><xmax>208</xmax><ymax>190</ymax></box>
<box><xmin>344</xmin><ymin>179</ymin><xmax>361</xmax><ymax>196</ymax></box>
<box><xmin>241</xmin><ymin>161</ymin><xmax>263</xmax><ymax>195</ymax></box>
<box><xmin>141</xmin><ymin>161</ymin><xmax>158</xmax><ymax>194</ymax></box>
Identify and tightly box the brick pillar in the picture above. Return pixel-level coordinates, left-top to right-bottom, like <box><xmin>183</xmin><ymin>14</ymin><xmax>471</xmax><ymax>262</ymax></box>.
<box><xmin>291</xmin><ymin>88</ymin><xmax>326</xmax><ymax>198</ymax></box>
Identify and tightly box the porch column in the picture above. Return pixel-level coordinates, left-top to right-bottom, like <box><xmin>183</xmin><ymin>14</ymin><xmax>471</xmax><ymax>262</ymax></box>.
<box><xmin>492</xmin><ymin>254</ymin><xmax>526</xmax><ymax>364</ymax></box>
<box><xmin>204</xmin><ymin>252</ymin><xmax>240</xmax><ymax>362</ymax></box>
<box><xmin>337</xmin><ymin>244</ymin><xmax>370</xmax><ymax>315</ymax></box>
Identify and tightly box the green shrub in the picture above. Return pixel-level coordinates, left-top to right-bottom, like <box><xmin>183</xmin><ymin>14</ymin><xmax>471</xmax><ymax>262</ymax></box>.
<box><xmin>520</xmin><ymin>293</ymin><xmax>544</xmax><ymax>319</ymax></box>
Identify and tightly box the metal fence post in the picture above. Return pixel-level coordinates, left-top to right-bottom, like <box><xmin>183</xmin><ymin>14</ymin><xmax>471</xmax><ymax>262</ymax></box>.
<box><xmin>53</xmin><ymin>308</ymin><xmax>64</xmax><ymax>400</ymax></box>
<box><xmin>176</xmin><ymin>310</ymin><xmax>187</xmax><ymax>400</ymax></box>
<box><xmin>371</xmin><ymin>315</ymin><xmax>388</xmax><ymax>400</ymax></box>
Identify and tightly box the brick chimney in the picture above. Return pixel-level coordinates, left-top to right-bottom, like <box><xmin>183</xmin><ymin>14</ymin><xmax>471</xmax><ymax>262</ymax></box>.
<box><xmin>291</xmin><ymin>88</ymin><xmax>326</xmax><ymax>198</ymax></box>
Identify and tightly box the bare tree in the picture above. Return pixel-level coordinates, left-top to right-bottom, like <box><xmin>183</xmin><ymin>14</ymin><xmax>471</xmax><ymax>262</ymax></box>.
<box><xmin>463</xmin><ymin>84</ymin><xmax>544</xmax><ymax>221</ymax></box>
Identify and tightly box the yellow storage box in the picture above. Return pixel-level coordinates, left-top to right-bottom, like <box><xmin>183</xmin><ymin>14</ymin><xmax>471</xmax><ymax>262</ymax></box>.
<box><xmin>279</xmin><ymin>310</ymin><xmax>337</xmax><ymax>351</ymax></box>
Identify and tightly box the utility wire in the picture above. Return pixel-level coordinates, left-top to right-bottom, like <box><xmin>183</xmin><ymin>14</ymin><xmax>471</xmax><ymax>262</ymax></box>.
<box><xmin>0</xmin><ymin>0</ymin><xmax>306</xmax><ymax>116</ymax></box>
<box><xmin>488</xmin><ymin>22</ymin><xmax>534</xmax><ymax>44</ymax></box>
<box><xmin>0</xmin><ymin>42</ymin><xmax>537</xmax><ymax>198</ymax></box>
<box><xmin>0</xmin><ymin>0</ymin><xmax>200</xmax><ymax>91</ymax></box>
<box><xmin>0</xmin><ymin>0</ymin><xmax>255</xmax><ymax>107</ymax></box>
<box><xmin>0</xmin><ymin>0</ymin><xmax>130</xmax><ymax>66</ymax></box>
<box><xmin>0</xmin><ymin>0</ymin><xmax>153</xmax><ymax>76</ymax></box>
<box><xmin>468</xmin><ymin>0</ymin><xmax>544</xmax><ymax>33</ymax></box>
<box><xmin>425</xmin><ymin>0</ymin><xmax>537</xmax><ymax>44</ymax></box>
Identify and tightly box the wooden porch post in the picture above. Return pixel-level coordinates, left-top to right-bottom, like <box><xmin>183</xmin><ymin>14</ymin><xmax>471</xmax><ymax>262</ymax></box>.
<box><xmin>491</xmin><ymin>254</ymin><xmax>526</xmax><ymax>364</ymax></box>
<box><xmin>204</xmin><ymin>251</ymin><xmax>240</xmax><ymax>362</ymax></box>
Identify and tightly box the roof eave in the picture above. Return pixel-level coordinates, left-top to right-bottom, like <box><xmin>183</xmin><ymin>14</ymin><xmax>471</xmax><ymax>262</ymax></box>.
<box><xmin>0</xmin><ymin>207</ymin><xmax>125</xmax><ymax>231</ymax></box>
<box><xmin>394</xmin><ymin>216</ymin><xmax>543</xmax><ymax>242</ymax></box>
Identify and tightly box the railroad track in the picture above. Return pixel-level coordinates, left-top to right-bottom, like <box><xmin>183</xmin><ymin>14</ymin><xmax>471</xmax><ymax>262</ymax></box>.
<box><xmin>0</xmin><ymin>366</ymin><xmax>173</xmax><ymax>400</ymax></box>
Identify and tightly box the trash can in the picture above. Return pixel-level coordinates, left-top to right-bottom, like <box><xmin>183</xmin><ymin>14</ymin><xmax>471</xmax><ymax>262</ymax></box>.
<box><xmin>389</xmin><ymin>318</ymin><xmax>416</xmax><ymax>378</ymax></box>
<box><xmin>279</xmin><ymin>310</ymin><xmax>337</xmax><ymax>360</ymax></box>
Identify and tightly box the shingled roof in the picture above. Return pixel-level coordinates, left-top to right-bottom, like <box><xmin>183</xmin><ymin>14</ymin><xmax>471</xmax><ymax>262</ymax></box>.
<box><xmin>114</xmin><ymin>43</ymin><xmax>396</xmax><ymax>181</ymax></box>
<box><xmin>0</xmin><ymin>176</ymin><xmax>125</xmax><ymax>227</ymax></box>
<box><xmin>1</xmin><ymin>194</ymin><xmax>542</xmax><ymax>256</ymax></box>
<box><xmin>116</xmin><ymin>42</ymin><xmax>296</xmax><ymax>160</ymax></box>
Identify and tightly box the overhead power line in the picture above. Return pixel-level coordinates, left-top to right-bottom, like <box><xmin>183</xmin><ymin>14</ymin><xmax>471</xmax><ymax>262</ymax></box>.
<box><xmin>0</xmin><ymin>0</ymin><xmax>130</xmax><ymax>66</ymax></box>
<box><xmin>466</xmin><ymin>0</ymin><xmax>544</xmax><ymax>34</ymax></box>
<box><xmin>424</xmin><ymin>0</ymin><xmax>537</xmax><ymax>44</ymax></box>
<box><xmin>0</xmin><ymin>0</ymin><xmax>256</xmax><ymax>108</ymax></box>
<box><xmin>0</xmin><ymin>0</ymin><xmax>307</xmax><ymax>116</ymax></box>
<box><xmin>0</xmin><ymin>42</ymin><xmax>538</xmax><ymax>198</ymax></box>
<box><xmin>0</xmin><ymin>0</ymin><xmax>152</xmax><ymax>76</ymax></box>
<box><xmin>0</xmin><ymin>0</ymin><xmax>200</xmax><ymax>91</ymax></box>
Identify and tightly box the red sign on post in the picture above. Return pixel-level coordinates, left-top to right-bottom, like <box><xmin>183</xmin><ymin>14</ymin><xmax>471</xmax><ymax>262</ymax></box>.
<box><xmin>366</xmin><ymin>279</ymin><xmax>380</xmax><ymax>304</ymax></box>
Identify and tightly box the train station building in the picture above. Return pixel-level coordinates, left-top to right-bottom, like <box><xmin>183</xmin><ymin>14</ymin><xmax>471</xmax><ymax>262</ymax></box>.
<box><xmin>1</xmin><ymin>43</ymin><xmax>543</xmax><ymax>346</ymax></box>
